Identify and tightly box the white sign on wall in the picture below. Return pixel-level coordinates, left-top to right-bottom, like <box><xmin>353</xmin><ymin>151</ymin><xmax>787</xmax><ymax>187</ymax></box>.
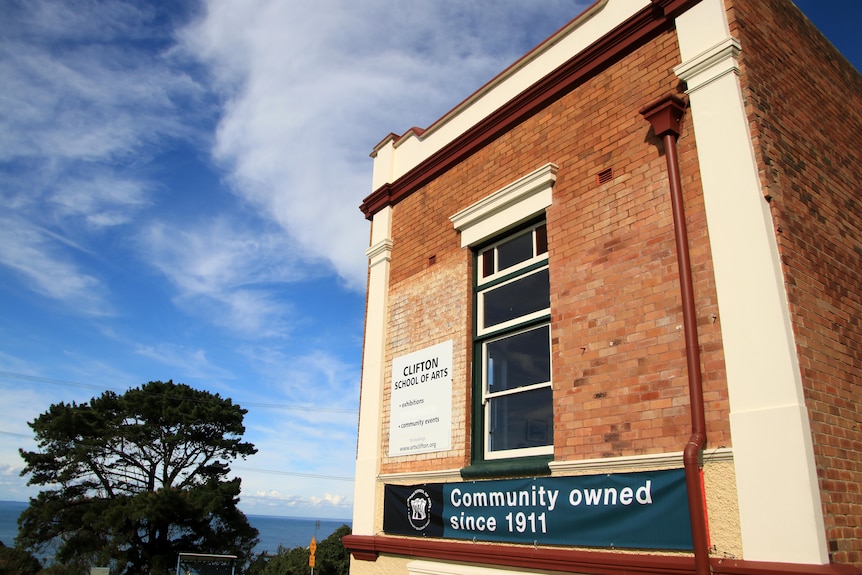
<box><xmin>389</xmin><ymin>340</ymin><xmax>453</xmax><ymax>457</ymax></box>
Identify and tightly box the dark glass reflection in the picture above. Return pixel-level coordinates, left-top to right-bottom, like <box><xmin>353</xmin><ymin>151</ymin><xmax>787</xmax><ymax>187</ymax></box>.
<box><xmin>488</xmin><ymin>386</ymin><xmax>554</xmax><ymax>451</ymax></box>
<box><xmin>486</xmin><ymin>325</ymin><xmax>550</xmax><ymax>393</ymax></box>
<box><xmin>482</xmin><ymin>268</ymin><xmax>549</xmax><ymax>329</ymax></box>
<box><xmin>496</xmin><ymin>231</ymin><xmax>534</xmax><ymax>271</ymax></box>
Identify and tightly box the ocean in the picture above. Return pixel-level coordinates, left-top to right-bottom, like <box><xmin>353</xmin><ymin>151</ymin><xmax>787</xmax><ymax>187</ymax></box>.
<box><xmin>0</xmin><ymin>500</ymin><xmax>349</xmax><ymax>558</ymax></box>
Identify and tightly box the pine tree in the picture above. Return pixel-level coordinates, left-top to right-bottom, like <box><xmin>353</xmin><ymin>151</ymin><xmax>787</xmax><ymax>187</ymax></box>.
<box><xmin>17</xmin><ymin>380</ymin><xmax>259</xmax><ymax>575</ymax></box>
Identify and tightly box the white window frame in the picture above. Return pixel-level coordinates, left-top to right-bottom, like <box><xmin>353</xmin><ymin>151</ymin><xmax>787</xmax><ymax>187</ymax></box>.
<box><xmin>450</xmin><ymin>163</ymin><xmax>557</xmax><ymax>464</ymax></box>
<box><xmin>481</xmin><ymin>321</ymin><xmax>553</xmax><ymax>460</ymax></box>
<box><xmin>476</xmin><ymin>231</ymin><xmax>549</xmax><ymax>337</ymax></box>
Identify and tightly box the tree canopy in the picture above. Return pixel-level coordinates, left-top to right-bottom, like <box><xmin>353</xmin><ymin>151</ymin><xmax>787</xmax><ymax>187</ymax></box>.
<box><xmin>17</xmin><ymin>380</ymin><xmax>259</xmax><ymax>575</ymax></box>
<box><xmin>0</xmin><ymin>540</ymin><xmax>41</xmax><ymax>575</ymax></box>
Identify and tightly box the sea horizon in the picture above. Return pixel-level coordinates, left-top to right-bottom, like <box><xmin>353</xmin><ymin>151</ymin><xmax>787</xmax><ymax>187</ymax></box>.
<box><xmin>0</xmin><ymin>499</ymin><xmax>350</xmax><ymax>522</ymax></box>
<box><xmin>0</xmin><ymin>500</ymin><xmax>351</xmax><ymax>559</ymax></box>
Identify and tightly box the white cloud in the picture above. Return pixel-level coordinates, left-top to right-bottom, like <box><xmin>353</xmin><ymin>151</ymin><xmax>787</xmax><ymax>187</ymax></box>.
<box><xmin>0</xmin><ymin>0</ymin><xmax>209</xmax><ymax>312</ymax></box>
<box><xmin>140</xmin><ymin>217</ymin><xmax>306</xmax><ymax>337</ymax></box>
<box><xmin>179</xmin><ymin>0</ymin><xmax>590</xmax><ymax>291</ymax></box>
<box><xmin>0</xmin><ymin>0</ymin><xmax>591</xmax><ymax>515</ymax></box>
<box><xmin>0</xmin><ymin>218</ymin><xmax>111</xmax><ymax>315</ymax></box>
<box><xmin>133</xmin><ymin>343</ymin><xmax>233</xmax><ymax>381</ymax></box>
<box><xmin>310</xmin><ymin>493</ymin><xmax>347</xmax><ymax>507</ymax></box>
<box><xmin>0</xmin><ymin>384</ymin><xmax>48</xmax><ymax>501</ymax></box>
<box><xmin>0</xmin><ymin>463</ymin><xmax>23</xmax><ymax>478</ymax></box>
<box><xmin>242</xmin><ymin>488</ymin><xmax>352</xmax><ymax>516</ymax></box>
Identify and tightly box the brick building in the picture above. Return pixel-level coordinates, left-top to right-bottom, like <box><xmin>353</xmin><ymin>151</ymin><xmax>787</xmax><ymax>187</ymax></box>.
<box><xmin>343</xmin><ymin>1</ymin><xmax>862</xmax><ymax>574</ymax></box>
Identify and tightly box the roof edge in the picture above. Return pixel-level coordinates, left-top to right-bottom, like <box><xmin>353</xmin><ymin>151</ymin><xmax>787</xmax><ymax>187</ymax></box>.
<box><xmin>361</xmin><ymin>0</ymin><xmax>702</xmax><ymax>219</ymax></box>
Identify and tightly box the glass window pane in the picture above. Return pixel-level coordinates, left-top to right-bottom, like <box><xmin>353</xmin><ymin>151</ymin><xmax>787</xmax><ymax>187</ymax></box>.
<box><xmin>486</xmin><ymin>325</ymin><xmax>550</xmax><ymax>393</ymax></box>
<box><xmin>496</xmin><ymin>230</ymin><xmax>534</xmax><ymax>271</ymax></box>
<box><xmin>488</xmin><ymin>386</ymin><xmax>553</xmax><ymax>452</ymax></box>
<box><xmin>482</xmin><ymin>268</ymin><xmax>549</xmax><ymax>329</ymax></box>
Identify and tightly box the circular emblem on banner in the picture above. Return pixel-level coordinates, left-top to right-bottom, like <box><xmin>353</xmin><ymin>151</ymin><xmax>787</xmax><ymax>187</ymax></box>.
<box><xmin>406</xmin><ymin>488</ymin><xmax>432</xmax><ymax>531</ymax></box>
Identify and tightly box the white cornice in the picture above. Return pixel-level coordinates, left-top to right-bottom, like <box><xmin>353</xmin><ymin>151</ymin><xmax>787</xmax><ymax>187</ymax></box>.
<box><xmin>366</xmin><ymin>238</ymin><xmax>394</xmax><ymax>268</ymax></box>
<box><xmin>379</xmin><ymin>468</ymin><xmax>463</xmax><ymax>484</ymax></box>
<box><xmin>450</xmin><ymin>163</ymin><xmax>558</xmax><ymax>248</ymax></box>
<box><xmin>376</xmin><ymin>449</ymin><xmax>735</xmax><ymax>484</ymax></box>
<box><xmin>550</xmin><ymin>448</ymin><xmax>734</xmax><ymax>474</ymax></box>
<box><xmin>674</xmin><ymin>36</ymin><xmax>741</xmax><ymax>94</ymax></box>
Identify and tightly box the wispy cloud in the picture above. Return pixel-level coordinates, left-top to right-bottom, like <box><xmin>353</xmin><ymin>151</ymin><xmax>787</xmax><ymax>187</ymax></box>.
<box><xmin>0</xmin><ymin>218</ymin><xmax>110</xmax><ymax>315</ymax></box>
<box><xmin>238</xmin><ymin>347</ymin><xmax>359</xmax><ymax>406</ymax></box>
<box><xmin>133</xmin><ymin>343</ymin><xmax>234</xmax><ymax>381</ymax></box>
<box><xmin>238</xmin><ymin>349</ymin><xmax>360</xmax><ymax>474</ymax></box>
<box><xmin>0</xmin><ymin>1</ymin><xmax>204</xmax><ymax>159</ymax></box>
<box><xmin>140</xmin><ymin>217</ymin><xmax>305</xmax><ymax>337</ymax></box>
<box><xmin>1</xmin><ymin>0</ymin><xmax>587</xmax><ymax>317</ymax></box>
<box><xmin>179</xmin><ymin>0</ymin><xmax>590</xmax><ymax>290</ymax></box>
<box><xmin>0</xmin><ymin>0</ymin><xmax>590</xmax><ymax>515</ymax></box>
<box><xmin>0</xmin><ymin>0</ymin><xmax>208</xmax><ymax>314</ymax></box>
<box><xmin>47</xmin><ymin>175</ymin><xmax>151</xmax><ymax>228</ymax></box>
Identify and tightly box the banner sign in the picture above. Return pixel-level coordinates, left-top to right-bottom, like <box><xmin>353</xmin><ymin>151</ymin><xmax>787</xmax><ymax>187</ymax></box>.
<box><xmin>389</xmin><ymin>341</ymin><xmax>453</xmax><ymax>456</ymax></box>
<box><xmin>383</xmin><ymin>469</ymin><xmax>692</xmax><ymax>550</ymax></box>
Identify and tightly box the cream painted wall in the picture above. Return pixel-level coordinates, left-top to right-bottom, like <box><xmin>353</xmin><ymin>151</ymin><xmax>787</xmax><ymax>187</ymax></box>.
<box><xmin>353</xmin><ymin>206</ymin><xmax>393</xmax><ymax>535</ymax></box>
<box><xmin>673</xmin><ymin>0</ymin><xmax>828</xmax><ymax>564</ymax></box>
<box><xmin>350</xmin><ymin>555</ymin><xmax>413</xmax><ymax>575</ymax></box>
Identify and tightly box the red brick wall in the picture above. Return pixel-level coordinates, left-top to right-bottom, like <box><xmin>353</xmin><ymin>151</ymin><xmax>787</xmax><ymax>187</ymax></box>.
<box><xmin>729</xmin><ymin>0</ymin><xmax>862</xmax><ymax>566</ymax></box>
<box><xmin>378</xmin><ymin>26</ymin><xmax>731</xmax><ymax>476</ymax></box>
<box><xmin>548</xmin><ymin>38</ymin><xmax>728</xmax><ymax>461</ymax></box>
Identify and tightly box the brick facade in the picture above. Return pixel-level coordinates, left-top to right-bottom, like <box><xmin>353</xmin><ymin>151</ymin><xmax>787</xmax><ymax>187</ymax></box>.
<box><xmin>380</xmin><ymin>26</ymin><xmax>732</xmax><ymax>474</ymax></box>
<box><xmin>349</xmin><ymin>0</ymin><xmax>862</xmax><ymax>573</ymax></box>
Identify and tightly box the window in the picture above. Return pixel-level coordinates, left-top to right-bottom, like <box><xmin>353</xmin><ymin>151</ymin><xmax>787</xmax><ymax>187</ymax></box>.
<box><xmin>475</xmin><ymin>222</ymin><xmax>553</xmax><ymax>460</ymax></box>
<box><xmin>449</xmin><ymin>163</ymin><xmax>557</xmax><ymax>472</ymax></box>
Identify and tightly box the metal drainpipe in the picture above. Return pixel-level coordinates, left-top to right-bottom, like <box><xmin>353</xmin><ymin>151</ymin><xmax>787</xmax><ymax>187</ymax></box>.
<box><xmin>640</xmin><ymin>94</ymin><xmax>711</xmax><ymax>575</ymax></box>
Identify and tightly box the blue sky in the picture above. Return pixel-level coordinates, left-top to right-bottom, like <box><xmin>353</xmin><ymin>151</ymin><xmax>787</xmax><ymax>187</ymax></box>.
<box><xmin>0</xmin><ymin>0</ymin><xmax>858</xmax><ymax>520</ymax></box>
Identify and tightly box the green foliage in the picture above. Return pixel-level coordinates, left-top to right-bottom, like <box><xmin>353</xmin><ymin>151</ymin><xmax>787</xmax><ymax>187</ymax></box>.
<box><xmin>17</xmin><ymin>380</ymin><xmax>259</xmax><ymax>575</ymax></box>
<box><xmin>0</xmin><ymin>540</ymin><xmax>42</xmax><ymax>575</ymax></box>
<box><xmin>251</xmin><ymin>545</ymin><xmax>309</xmax><ymax>575</ymax></box>
<box><xmin>248</xmin><ymin>524</ymin><xmax>351</xmax><ymax>575</ymax></box>
<box><xmin>313</xmin><ymin>525</ymin><xmax>351</xmax><ymax>575</ymax></box>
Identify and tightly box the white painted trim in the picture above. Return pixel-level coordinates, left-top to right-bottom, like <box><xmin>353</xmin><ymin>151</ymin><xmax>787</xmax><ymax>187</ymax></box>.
<box><xmin>673</xmin><ymin>37</ymin><xmax>741</xmax><ymax>93</ymax></box>
<box><xmin>674</xmin><ymin>0</ymin><xmax>827</xmax><ymax>564</ymax></box>
<box><xmin>380</xmin><ymin>468</ymin><xmax>463</xmax><ymax>484</ymax></box>
<box><xmin>409</xmin><ymin>560</ymin><xmax>533</xmax><ymax>575</ymax></box>
<box><xmin>352</xmin><ymin>207</ymin><xmax>393</xmax><ymax>535</ymax></box>
<box><xmin>550</xmin><ymin>448</ymin><xmax>733</xmax><ymax>475</ymax></box>
<box><xmin>366</xmin><ymin>239</ymin><xmax>393</xmax><ymax>268</ymax></box>
<box><xmin>372</xmin><ymin>0</ymin><xmax>649</xmax><ymax>184</ymax></box>
<box><xmin>375</xmin><ymin>451</ymin><xmax>740</xmax><ymax>484</ymax></box>
<box><xmin>450</xmin><ymin>163</ymin><xmax>558</xmax><ymax>247</ymax></box>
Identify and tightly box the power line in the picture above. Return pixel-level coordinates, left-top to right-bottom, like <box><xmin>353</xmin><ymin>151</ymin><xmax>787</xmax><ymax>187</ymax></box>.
<box><xmin>0</xmin><ymin>372</ymin><xmax>358</xmax><ymax>482</ymax></box>
<box><xmin>0</xmin><ymin>430</ymin><xmax>32</xmax><ymax>439</ymax></box>
<box><xmin>233</xmin><ymin>466</ymin><xmax>353</xmax><ymax>482</ymax></box>
<box><xmin>239</xmin><ymin>401</ymin><xmax>354</xmax><ymax>413</ymax></box>
<box><xmin>0</xmin><ymin>370</ymin><xmax>356</xmax><ymax>414</ymax></box>
<box><xmin>0</xmin><ymin>430</ymin><xmax>354</xmax><ymax>481</ymax></box>
<box><xmin>0</xmin><ymin>371</ymin><xmax>116</xmax><ymax>392</ymax></box>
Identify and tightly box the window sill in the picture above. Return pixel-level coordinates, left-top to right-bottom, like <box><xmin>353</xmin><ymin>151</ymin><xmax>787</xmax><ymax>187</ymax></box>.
<box><xmin>460</xmin><ymin>455</ymin><xmax>552</xmax><ymax>479</ymax></box>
